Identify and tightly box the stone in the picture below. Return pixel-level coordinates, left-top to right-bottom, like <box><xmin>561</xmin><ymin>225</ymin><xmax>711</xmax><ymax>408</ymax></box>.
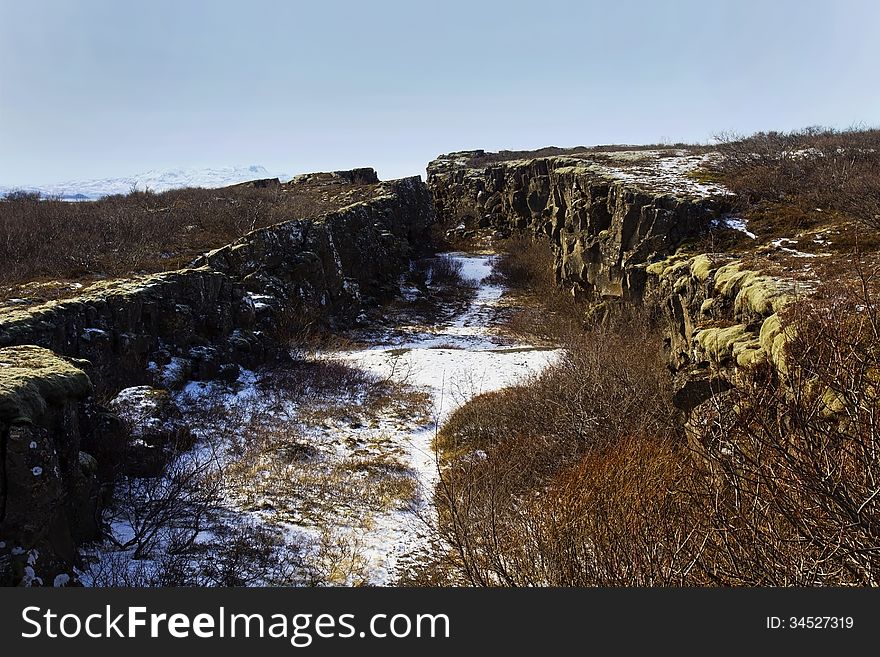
<box><xmin>672</xmin><ymin>371</ymin><xmax>733</xmax><ymax>413</ymax></box>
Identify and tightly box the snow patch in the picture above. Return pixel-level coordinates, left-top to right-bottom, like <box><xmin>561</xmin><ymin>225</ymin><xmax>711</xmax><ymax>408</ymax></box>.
<box><xmin>330</xmin><ymin>252</ymin><xmax>563</xmax><ymax>584</ymax></box>
<box><xmin>1</xmin><ymin>164</ymin><xmax>290</xmax><ymax>200</ymax></box>
<box><xmin>717</xmin><ymin>216</ymin><xmax>757</xmax><ymax>239</ymax></box>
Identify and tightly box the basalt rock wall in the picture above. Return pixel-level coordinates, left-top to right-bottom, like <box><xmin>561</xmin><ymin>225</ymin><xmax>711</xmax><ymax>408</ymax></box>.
<box><xmin>427</xmin><ymin>152</ymin><xmax>721</xmax><ymax>305</ymax></box>
<box><xmin>427</xmin><ymin>152</ymin><xmax>794</xmax><ymax>411</ymax></box>
<box><xmin>0</xmin><ymin>175</ymin><xmax>435</xmax><ymax>585</ymax></box>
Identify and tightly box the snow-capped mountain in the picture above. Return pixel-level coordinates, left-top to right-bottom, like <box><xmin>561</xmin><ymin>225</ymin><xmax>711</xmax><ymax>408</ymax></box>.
<box><xmin>0</xmin><ymin>165</ymin><xmax>290</xmax><ymax>200</ymax></box>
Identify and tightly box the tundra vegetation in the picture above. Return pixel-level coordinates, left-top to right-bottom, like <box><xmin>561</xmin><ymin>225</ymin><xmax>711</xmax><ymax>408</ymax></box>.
<box><xmin>426</xmin><ymin>128</ymin><xmax>880</xmax><ymax>585</ymax></box>
<box><xmin>4</xmin><ymin>127</ymin><xmax>880</xmax><ymax>587</ymax></box>
<box><xmin>0</xmin><ymin>179</ymin><xmax>378</xmax><ymax>301</ymax></box>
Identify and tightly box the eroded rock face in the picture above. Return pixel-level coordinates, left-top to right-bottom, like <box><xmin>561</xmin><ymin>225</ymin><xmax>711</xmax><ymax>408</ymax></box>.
<box><xmin>0</xmin><ymin>177</ymin><xmax>435</xmax><ymax>397</ymax></box>
<box><xmin>427</xmin><ymin>154</ymin><xmax>723</xmax><ymax>303</ymax></box>
<box><xmin>428</xmin><ymin>152</ymin><xmax>795</xmax><ymax>398</ymax></box>
<box><xmin>644</xmin><ymin>253</ymin><xmax>798</xmax><ymax>376</ymax></box>
<box><xmin>0</xmin><ymin>176</ymin><xmax>435</xmax><ymax>585</ymax></box>
<box><xmin>0</xmin><ymin>346</ymin><xmax>98</xmax><ymax>587</ymax></box>
<box><xmin>428</xmin><ymin>151</ymin><xmax>804</xmax><ymax>451</ymax></box>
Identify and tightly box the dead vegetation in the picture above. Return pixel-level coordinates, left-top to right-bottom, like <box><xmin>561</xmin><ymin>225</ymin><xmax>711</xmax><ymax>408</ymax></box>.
<box><xmin>0</xmin><ymin>181</ymin><xmax>378</xmax><ymax>300</ymax></box>
<box><xmin>687</xmin><ymin>267</ymin><xmax>880</xmax><ymax>585</ymax></box>
<box><xmin>707</xmin><ymin>126</ymin><xmax>880</xmax><ymax>249</ymax></box>
<box><xmin>85</xmin><ymin>352</ymin><xmax>433</xmax><ymax>587</ymax></box>
<box><xmin>487</xmin><ymin>234</ymin><xmax>582</xmax><ymax>343</ymax></box>
<box><xmin>431</xmin><ymin>309</ymin><xmax>684</xmax><ymax>586</ymax></box>
<box><xmin>466</xmin><ymin>142</ymin><xmax>709</xmax><ymax>168</ymax></box>
<box><xmin>424</xmin><ymin>239</ymin><xmax>880</xmax><ymax>587</ymax></box>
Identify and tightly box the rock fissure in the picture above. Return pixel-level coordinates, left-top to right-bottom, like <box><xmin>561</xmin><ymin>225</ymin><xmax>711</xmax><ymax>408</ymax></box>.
<box><xmin>0</xmin><ymin>151</ymin><xmax>813</xmax><ymax>586</ymax></box>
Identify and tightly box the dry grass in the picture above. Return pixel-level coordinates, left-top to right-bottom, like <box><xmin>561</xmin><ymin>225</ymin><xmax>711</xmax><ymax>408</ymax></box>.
<box><xmin>488</xmin><ymin>234</ymin><xmax>583</xmax><ymax>342</ymax></box>
<box><xmin>0</xmin><ymin>181</ymin><xmax>378</xmax><ymax>299</ymax></box>
<box><xmin>88</xmin><ymin>349</ymin><xmax>433</xmax><ymax>586</ymax></box>
<box><xmin>431</xmin><ymin>309</ymin><xmax>683</xmax><ymax>585</ymax></box>
<box><xmin>708</xmin><ymin>126</ymin><xmax>880</xmax><ymax>240</ymax></box>
<box><xmin>684</xmin><ymin>264</ymin><xmax>880</xmax><ymax>585</ymax></box>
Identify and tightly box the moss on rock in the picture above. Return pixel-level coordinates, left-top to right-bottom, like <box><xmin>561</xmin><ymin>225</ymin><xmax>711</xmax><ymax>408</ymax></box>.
<box><xmin>694</xmin><ymin>323</ymin><xmax>753</xmax><ymax>363</ymax></box>
<box><xmin>690</xmin><ymin>254</ymin><xmax>716</xmax><ymax>282</ymax></box>
<box><xmin>0</xmin><ymin>346</ymin><xmax>93</xmax><ymax>425</ymax></box>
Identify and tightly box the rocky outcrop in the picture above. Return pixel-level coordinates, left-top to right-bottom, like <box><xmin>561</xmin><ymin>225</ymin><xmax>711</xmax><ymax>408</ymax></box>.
<box><xmin>0</xmin><ymin>175</ymin><xmax>435</xmax><ymax>585</ymax></box>
<box><xmin>0</xmin><ymin>346</ymin><xmax>98</xmax><ymax>587</ymax></box>
<box><xmin>428</xmin><ymin>153</ymin><xmax>724</xmax><ymax>304</ymax></box>
<box><xmin>645</xmin><ymin>253</ymin><xmax>801</xmax><ymax>375</ymax></box>
<box><xmin>0</xmin><ymin>177</ymin><xmax>433</xmax><ymax>396</ymax></box>
<box><xmin>427</xmin><ymin>151</ymin><xmax>799</xmax><ymax>410</ymax></box>
<box><xmin>288</xmin><ymin>167</ymin><xmax>380</xmax><ymax>186</ymax></box>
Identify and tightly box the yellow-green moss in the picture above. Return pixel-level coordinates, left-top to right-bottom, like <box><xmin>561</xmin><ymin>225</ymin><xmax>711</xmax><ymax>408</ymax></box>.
<box><xmin>713</xmin><ymin>263</ymin><xmax>755</xmax><ymax>298</ymax></box>
<box><xmin>820</xmin><ymin>388</ymin><xmax>847</xmax><ymax>418</ymax></box>
<box><xmin>758</xmin><ymin>313</ymin><xmax>795</xmax><ymax>374</ymax></box>
<box><xmin>690</xmin><ymin>254</ymin><xmax>716</xmax><ymax>282</ymax></box>
<box><xmin>736</xmin><ymin>344</ymin><xmax>767</xmax><ymax>368</ymax></box>
<box><xmin>0</xmin><ymin>345</ymin><xmax>92</xmax><ymax>425</ymax></box>
<box><xmin>735</xmin><ymin>276</ymin><xmax>795</xmax><ymax>317</ymax></box>
<box><xmin>700</xmin><ymin>298</ymin><xmax>717</xmax><ymax>316</ymax></box>
<box><xmin>695</xmin><ymin>324</ymin><xmax>753</xmax><ymax>362</ymax></box>
<box><xmin>646</xmin><ymin>253</ymin><xmax>690</xmax><ymax>278</ymax></box>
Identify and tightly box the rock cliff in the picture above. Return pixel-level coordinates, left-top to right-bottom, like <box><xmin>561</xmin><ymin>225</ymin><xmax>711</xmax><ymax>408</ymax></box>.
<box><xmin>427</xmin><ymin>149</ymin><xmax>800</xmax><ymax>409</ymax></box>
<box><xmin>428</xmin><ymin>151</ymin><xmax>724</xmax><ymax>304</ymax></box>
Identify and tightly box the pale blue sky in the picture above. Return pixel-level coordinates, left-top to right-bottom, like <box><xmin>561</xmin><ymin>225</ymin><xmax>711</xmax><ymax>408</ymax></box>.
<box><xmin>1</xmin><ymin>0</ymin><xmax>877</xmax><ymax>184</ymax></box>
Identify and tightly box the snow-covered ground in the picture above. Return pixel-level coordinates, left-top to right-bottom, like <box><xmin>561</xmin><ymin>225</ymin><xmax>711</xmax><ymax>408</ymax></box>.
<box><xmin>330</xmin><ymin>253</ymin><xmax>562</xmax><ymax>583</ymax></box>
<box><xmin>84</xmin><ymin>252</ymin><xmax>562</xmax><ymax>586</ymax></box>
<box><xmin>588</xmin><ymin>150</ymin><xmax>730</xmax><ymax>198</ymax></box>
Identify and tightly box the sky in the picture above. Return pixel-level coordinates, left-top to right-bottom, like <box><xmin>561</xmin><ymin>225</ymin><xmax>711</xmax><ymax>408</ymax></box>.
<box><xmin>1</xmin><ymin>0</ymin><xmax>878</xmax><ymax>185</ymax></box>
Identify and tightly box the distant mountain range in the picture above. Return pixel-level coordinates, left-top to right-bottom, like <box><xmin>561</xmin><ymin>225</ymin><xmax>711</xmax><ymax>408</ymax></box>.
<box><xmin>0</xmin><ymin>165</ymin><xmax>290</xmax><ymax>200</ymax></box>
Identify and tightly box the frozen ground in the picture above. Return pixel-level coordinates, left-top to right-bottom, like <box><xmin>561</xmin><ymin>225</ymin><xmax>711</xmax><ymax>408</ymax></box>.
<box><xmin>83</xmin><ymin>252</ymin><xmax>561</xmax><ymax>586</ymax></box>
<box><xmin>589</xmin><ymin>150</ymin><xmax>731</xmax><ymax>198</ymax></box>
<box><xmin>330</xmin><ymin>253</ymin><xmax>562</xmax><ymax>583</ymax></box>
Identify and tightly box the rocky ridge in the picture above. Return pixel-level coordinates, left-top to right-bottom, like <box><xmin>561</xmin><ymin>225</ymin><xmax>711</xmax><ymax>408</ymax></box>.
<box><xmin>0</xmin><ymin>173</ymin><xmax>435</xmax><ymax>585</ymax></box>
<box><xmin>426</xmin><ymin>149</ymin><xmax>806</xmax><ymax>409</ymax></box>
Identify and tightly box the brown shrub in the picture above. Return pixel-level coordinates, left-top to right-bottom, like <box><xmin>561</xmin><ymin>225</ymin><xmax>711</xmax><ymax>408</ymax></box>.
<box><xmin>433</xmin><ymin>311</ymin><xmax>682</xmax><ymax>585</ymax></box>
<box><xmin>710</xmin><ymin>126</ymin><xmax>880</xmax><ymax>233</ymax></box>
<box><xmin>434</xmin><ymin>241</ymin><xmax>880</xmax><ymax>586</ymax></box>
<box><xmin>687</xmin><ymin>262</ymin><xmax>880</xmax><ymax>585</ymax></box>
<box><xmin>0</xmin><ymin>181</ymin><xmax>378</xmax><ymax>296</ymax></box>
<box><xmin>490</xmin><ymin>234</ymin><xmax>582</xmax><ymax>341</ymax></box>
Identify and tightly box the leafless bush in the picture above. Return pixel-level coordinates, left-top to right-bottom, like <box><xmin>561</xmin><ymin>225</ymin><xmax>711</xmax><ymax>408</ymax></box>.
<box><xmin>433</xmin><ymin>311</ymin><xmax>683</xmax><ymax>585</ymax></box>
<box><xmin>0</xmin><ymin>181</ymin><xmax>378</xmax><ymax>294</ymax></box>
<box><xmin>84</xmin><ymin>520</ymin><xmax>304</xmax><ymax>587</ymax></box>
<box><xmin>107</xmin><ymin>447</ymin><xmax>223</xmax><ymax>560</ymax></box>
<box><xmin>687</xmin><ymin>262</ymin><xmax>880</xmax><ymax>585</ymax></box>
<box><xmin>426</xmin><ymin>255</ymin><xmax>467</xmax><ymax>287</ymax></box>
<box><xmin>711</xmin><ymin>126</ymin><xmax>880</xmax><ymax>231</ymax></box>
<box><xmin>489</xmin><ymin>234</ymin><xmax>582</xmax><ymax>341</ymax></box>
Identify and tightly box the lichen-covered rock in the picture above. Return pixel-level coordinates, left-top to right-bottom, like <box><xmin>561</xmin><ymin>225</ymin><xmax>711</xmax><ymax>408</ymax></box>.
<box><xmin>0</xmin><ymin>346</ymin><xmax>98</xmax><ymax>586</ymax></box>
<box><xmin>428</xmin><ymin>154</ymin><xmax>723</xmax><ymax>304</ymax></box>
<box><xmin>428</xmin><ymin>150</ymin><xmax>809</xmax><ymax>443</ymax></box>
<box><xmin>645</xmin><ymin>252</ymin><xmax>800</xmax><ymax>377</ymax></box>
